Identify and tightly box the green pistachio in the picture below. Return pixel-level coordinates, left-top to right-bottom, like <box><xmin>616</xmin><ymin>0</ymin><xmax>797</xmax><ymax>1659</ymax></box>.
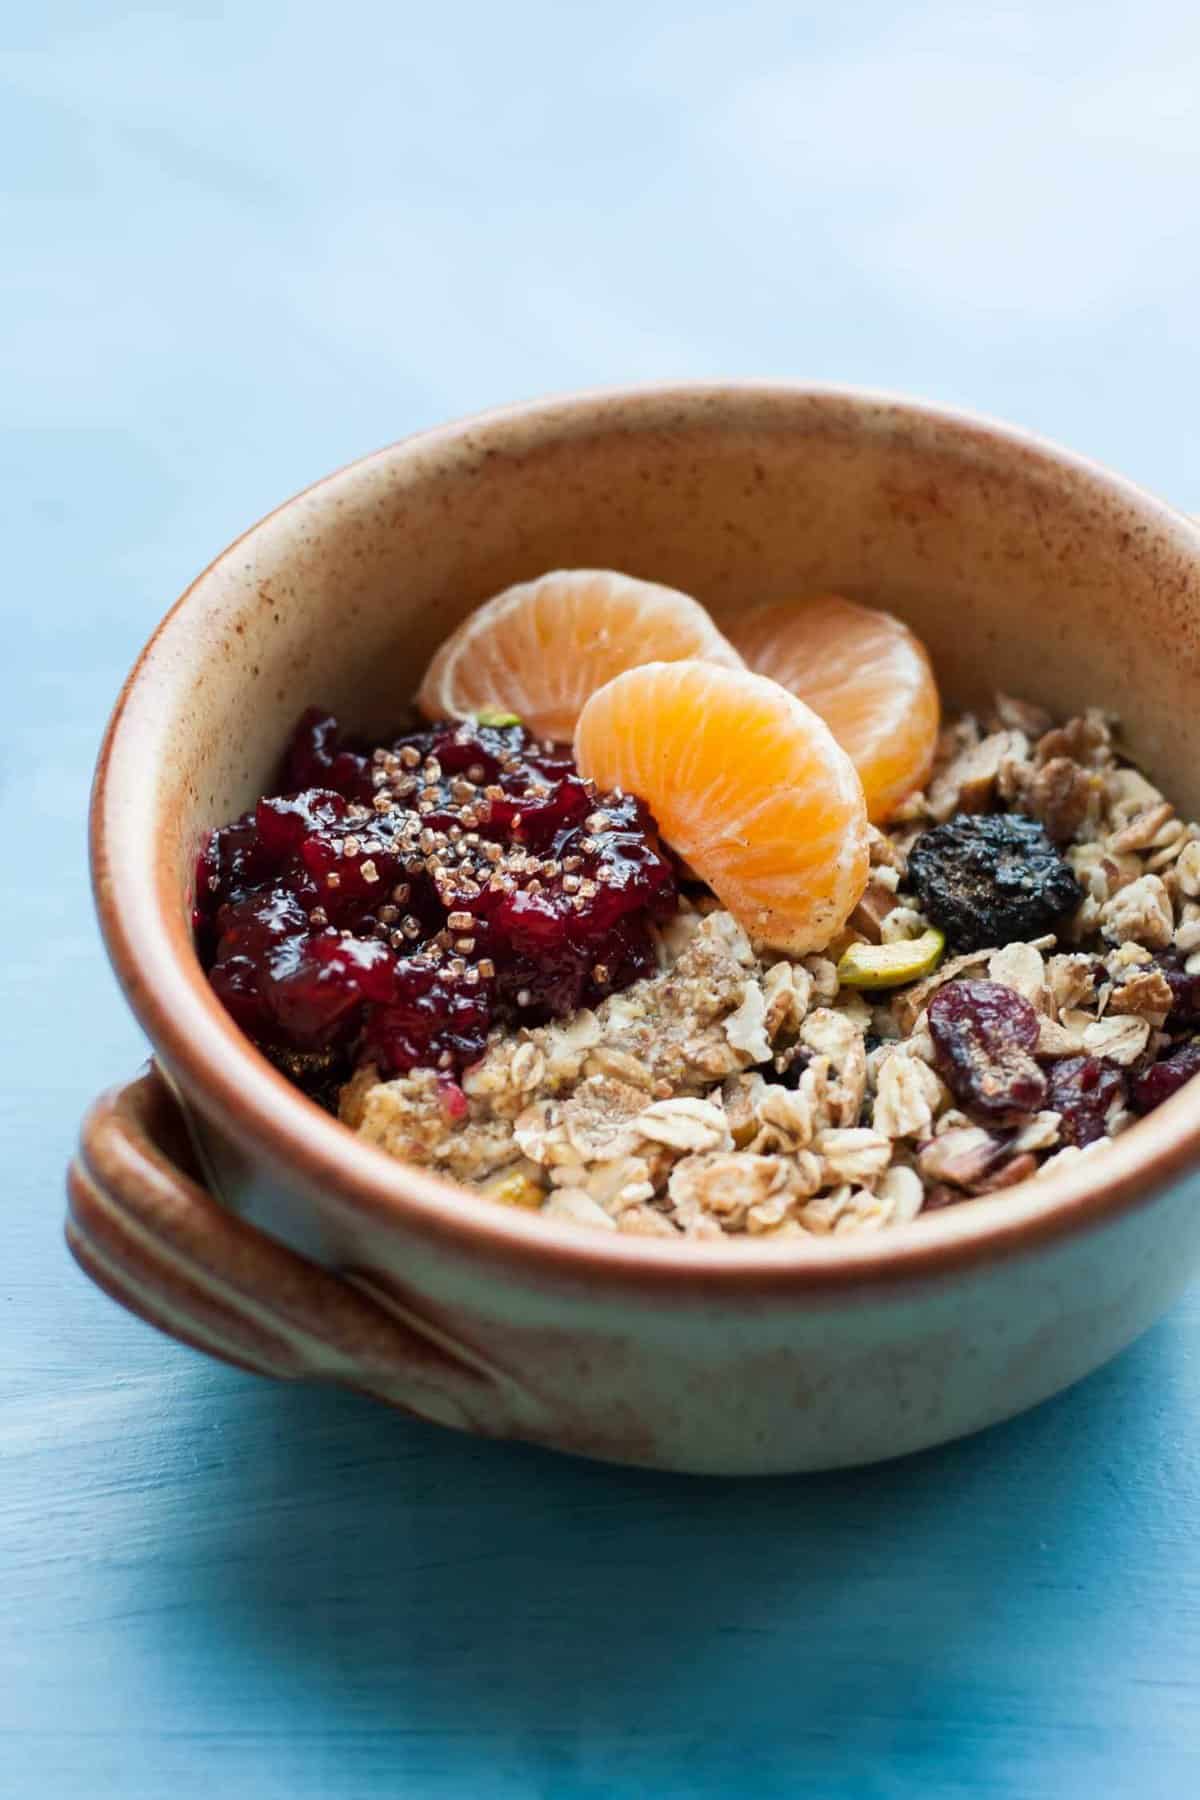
<box><xmin>837</xmin><ymin>926</ymin><xmax>946</xmax><ymax>990</ymax></box>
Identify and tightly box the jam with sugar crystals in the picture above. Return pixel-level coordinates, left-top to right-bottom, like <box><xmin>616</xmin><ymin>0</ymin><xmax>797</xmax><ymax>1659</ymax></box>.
<box><xmin>194</xmin><ymin>709</ymin><xmax>679</xmax><ymax>1096</ymax></box>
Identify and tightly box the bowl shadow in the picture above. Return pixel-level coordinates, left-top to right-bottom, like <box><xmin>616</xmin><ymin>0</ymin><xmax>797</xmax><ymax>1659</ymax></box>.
<box><xmin>143</xmin><ymin>1316</ymin><xmax>1192</xmax><ymax>1791</ymax></box>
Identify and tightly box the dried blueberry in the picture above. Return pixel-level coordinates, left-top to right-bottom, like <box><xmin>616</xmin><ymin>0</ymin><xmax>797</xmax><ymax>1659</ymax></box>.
<box><xmin>1130</xmin><ymin>1040</ymin><xmax>1200</xmax><ymax>1114</ymax></box>
<box><xmin>908</xmin><ymin>812</ymin><xmax>1083</xmax><ymax>952</ymax></box>
<box><xmin>1045</xmin><ymin>1055</ymin><xmax>1126</xmax><ymax>1146</ymax></box>
<box><xmin>927</xmin><ymin>978</ymin><xmax>1047</xmax><ymax>1121</ymax></box>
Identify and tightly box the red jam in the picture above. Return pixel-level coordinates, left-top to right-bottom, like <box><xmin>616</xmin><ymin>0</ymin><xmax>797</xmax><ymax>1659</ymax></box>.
<box><xmin>194</xmin><ymin>709</ymin><xmax>678</xmax><ymax>1097</ymax></box>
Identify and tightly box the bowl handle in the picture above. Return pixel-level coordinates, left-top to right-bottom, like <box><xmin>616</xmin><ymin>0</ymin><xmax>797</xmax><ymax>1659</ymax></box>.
<box><xmin>65</xmin><ymin>1065</ymin><xmax>503</xmax><ymax>1431</ymax></box>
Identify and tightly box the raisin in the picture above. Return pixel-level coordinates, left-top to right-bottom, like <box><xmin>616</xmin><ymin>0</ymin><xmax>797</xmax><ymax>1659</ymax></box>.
<box><xmin>927</xmin><ymin>978</ymin><xmax>1047</xmax><ymax>1121</ymax></box>
<box><xmin>771</xmin><ymin>1047</ymin><xmax>813</xmax><ymax>1091</ymax></box>
<box><xmin>1045</xmin><ymin>1055</ymin><xmax>1126</xmax><ymax>1146</ymax></box>
<box><xmin>1130</xmin><ymin>1040</ymin><xmax>1200</xmax><ymax>1114</ymax></box>
<box><xmin>908</xmin><ymin>812</ymin><xmax>1082</xmax><ymax>952</ymax></box>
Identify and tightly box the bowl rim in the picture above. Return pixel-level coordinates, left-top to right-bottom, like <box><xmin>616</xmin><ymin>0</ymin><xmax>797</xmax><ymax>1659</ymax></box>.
<box><xmin>90</xmin><ymin>379</ymin><xmax>1200</xmax><ymax>1294</ymax></box>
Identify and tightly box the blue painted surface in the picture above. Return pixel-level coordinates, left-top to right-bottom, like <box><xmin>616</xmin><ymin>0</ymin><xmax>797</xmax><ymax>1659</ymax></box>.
<box><xmin>4</xmin><ymin>4</ymin><xmax>1200</xmax><ymax>1794</ymax></box>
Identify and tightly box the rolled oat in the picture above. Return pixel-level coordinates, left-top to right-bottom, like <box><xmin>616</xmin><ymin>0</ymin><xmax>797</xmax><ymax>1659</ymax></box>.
<box><xmin>342</xmin><ymin>697</ymin><xmax>1199</xmax><ymax>1242</ymax></box>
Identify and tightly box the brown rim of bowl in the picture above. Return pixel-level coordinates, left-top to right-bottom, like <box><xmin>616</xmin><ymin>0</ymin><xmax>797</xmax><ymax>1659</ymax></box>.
<box><xmin>91</xmin><ymin>381</ymin><xmax>1200</xmax><ymax>1296</ymax></box>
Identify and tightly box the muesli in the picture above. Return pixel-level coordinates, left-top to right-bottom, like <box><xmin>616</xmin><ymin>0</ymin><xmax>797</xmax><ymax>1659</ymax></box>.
<box><xmin>195</xmin><ymin>571</ymin><xmax>1200</xmax><ymax>1240</ymax></box>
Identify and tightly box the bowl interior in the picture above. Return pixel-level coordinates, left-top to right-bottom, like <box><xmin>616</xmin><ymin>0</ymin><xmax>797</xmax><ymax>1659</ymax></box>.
<box><xmin>126</xmin><ymin>388</ymin><xmax>1200</xmax><ymax>879</ymax></box>
<box><xmin>93</xmin><ymin>385</ymin><xmax>1200</xmax><ymax>1266</ymax></box>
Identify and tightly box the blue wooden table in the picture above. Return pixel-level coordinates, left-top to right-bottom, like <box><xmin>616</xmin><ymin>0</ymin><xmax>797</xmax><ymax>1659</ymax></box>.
<box><xmin>5</xmin><ymin>6</ymin><xmax>1200</xmax><ymax>1795</ymax></box>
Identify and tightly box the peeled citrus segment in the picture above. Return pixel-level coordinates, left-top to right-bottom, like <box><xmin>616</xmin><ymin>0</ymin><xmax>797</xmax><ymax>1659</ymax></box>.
<box><xmin>574</xmin><ymin>661</ymin><xmax>869</xmax><ymax>955</ymax></box>
<box><xmin>728</xmin><ymin>595</ymin><xmax>940</xmax><ymax>822</ymax></box>
<box><xmin>417</xmin><ymin>568</ymin><xmax>743</xmax><ymax>743</ymax></box>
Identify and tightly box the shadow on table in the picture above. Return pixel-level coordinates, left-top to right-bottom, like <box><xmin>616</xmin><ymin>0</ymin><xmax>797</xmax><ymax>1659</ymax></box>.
<box><xmin>172</xmin><ymin>1322</ymin><xmax>1185</xmax><ymax>1786</ymax></box>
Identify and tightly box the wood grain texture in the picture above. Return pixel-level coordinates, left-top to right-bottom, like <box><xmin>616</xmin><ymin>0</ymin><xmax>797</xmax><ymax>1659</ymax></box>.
<box><xmin>6</xmin><ymin>5</ymin><xmax>1200</xmax><ymax>1793</ymax></box>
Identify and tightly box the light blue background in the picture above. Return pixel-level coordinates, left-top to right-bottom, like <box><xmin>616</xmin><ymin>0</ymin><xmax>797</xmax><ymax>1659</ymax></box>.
<box><xmin>4</xmin><ymin>4</ymin><xmax>1200</xmax><ymax>1795</ymax></box>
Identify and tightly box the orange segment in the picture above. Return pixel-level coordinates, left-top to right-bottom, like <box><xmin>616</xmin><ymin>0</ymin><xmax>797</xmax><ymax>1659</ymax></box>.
<box><xmin>417</xmin><ymin>568</ymin><xmax>743</xmax><ymax>742</ymax></box>
<box><xmin>729</xmin><ymin>595</ymin><xmax>940</xmax><ymax>822</ymax></box>
<box><xmin>575</xmin><ymin>661</ymin><xmax>869</xmax><ymax>955</ymax></box>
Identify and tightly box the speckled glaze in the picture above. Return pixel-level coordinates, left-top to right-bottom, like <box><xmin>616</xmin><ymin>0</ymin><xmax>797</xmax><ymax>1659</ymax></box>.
<box><xmin>68</xmin><ymin>386</ymin><xmax>1200</xmax><ymax>1473</ymax></box>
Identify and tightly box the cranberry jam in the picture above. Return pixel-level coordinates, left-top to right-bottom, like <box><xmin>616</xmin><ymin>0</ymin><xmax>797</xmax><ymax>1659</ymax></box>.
<box><xmin>194</xmin><ymin>709</ymin><xmax>679</xmax><ymax>1098</ymax></box>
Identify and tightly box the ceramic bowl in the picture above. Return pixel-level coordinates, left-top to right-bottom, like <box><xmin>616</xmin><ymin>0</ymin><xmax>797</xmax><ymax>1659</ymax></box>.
<box><xmin>68</xmin><ymin>384</ymin><xmax>1200</xmax><ymax>1474</ymax></box>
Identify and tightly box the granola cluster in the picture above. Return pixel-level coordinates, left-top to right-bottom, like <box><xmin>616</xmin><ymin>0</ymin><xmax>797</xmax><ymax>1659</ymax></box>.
<box><xmin>340</xmin><ymin>698</ymin><xmax>1200</xmax><ymax>1241</ymax></box>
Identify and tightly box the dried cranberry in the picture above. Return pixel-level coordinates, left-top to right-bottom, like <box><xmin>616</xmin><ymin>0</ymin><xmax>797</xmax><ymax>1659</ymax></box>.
<box><xmin>1130</xmin><ymin>1040</ymin><xmax>1200</xmax><ymax>1114</ymax></box>
<box><xmin>921</xmin><ymin>1182</ymin><xmax>969</xmax><ymax>1211</ymax></box>
<box><xmin>1153</xmin><ymin>953</ymin><xmax>1200</xmax><ymax>1022</ymax></box>
<box><xmin>437</xmin><ymin>1078</ymin><xmax>469</xmax><ymax>1122</ymax></box>
<box><xmin>1045</xmin><ymin>1055</ymin><xmax>1126</xmax><ymax>1146</ymax></box>
<box><xmin>927</xmin><ymin>979</ymin><xmax>1047</xmax><ymax>1121</ymax></box>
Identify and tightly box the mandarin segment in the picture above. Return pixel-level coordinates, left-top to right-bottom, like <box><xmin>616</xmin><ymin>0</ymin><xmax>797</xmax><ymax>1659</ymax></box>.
<box><xmin>574</xmin><ymin>661</ymin><xmax>870</xmax><ymax>955</ymax></box>
<box><xmin>729</xmin><ymin>595</ymin><xmax>940</xmax><ymax>821</ymax></box>
<box><xmin>418</xmin><ymin>568</ymin><xmax>743</xmax><ymax>742</ymax></box>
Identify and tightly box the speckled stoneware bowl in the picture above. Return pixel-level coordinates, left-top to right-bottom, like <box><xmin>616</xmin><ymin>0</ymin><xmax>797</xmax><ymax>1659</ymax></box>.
<box><xmin>69</xmin><ymin>385</ymin><xmax>1200</xmax><ymax>1474</ymax></box>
